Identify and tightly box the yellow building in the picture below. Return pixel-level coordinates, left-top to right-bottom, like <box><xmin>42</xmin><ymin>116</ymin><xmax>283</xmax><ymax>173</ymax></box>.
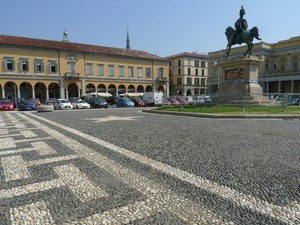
<box><xmin>166</xmin><ymin>52</ymin><xmax>208</xmax><ymax>96</ymax></box>
<box><xmin>208</xmin><ymin>36</ymin><xmax>300</xmax><ymax>95</ymax></box>
<box><xmin>0</xmin><ymin>34</ymin><xmax>169</xmax><ymax>102</ymax></box>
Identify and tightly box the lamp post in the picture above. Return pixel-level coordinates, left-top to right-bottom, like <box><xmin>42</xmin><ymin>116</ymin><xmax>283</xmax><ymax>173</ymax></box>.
<box><xmin>214</xmin><ymin>60</ymin><xmax>220</xmax><ymax>92</ymax></box>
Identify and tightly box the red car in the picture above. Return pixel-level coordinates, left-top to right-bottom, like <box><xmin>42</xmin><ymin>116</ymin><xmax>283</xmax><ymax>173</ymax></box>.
<box><xmin>0</xmin><ymin>99</ymin><xmax>14</xmax><ymax>111</ymax></box>
<box><xmin>176</xmin><ymin>97</ymin><xmax>188</xmax><ymax>105</ymax></box>
<box><xmin>31</xmin><ymin>98</ymin><xmax>41</xmax><ymax>106</ymax></box>
<box><xmin>168</xmin><ymin>97</ymin><xmax>180</xmax><ymax>105</ymax></box>
<box><xmin>132</xmin><ymin>98</ymin><xmax>145</xmax><ymax>107</ymax></box>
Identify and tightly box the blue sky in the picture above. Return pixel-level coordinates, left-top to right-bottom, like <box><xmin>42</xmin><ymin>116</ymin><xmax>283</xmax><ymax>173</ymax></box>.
<box><xmin>1</xmin><ymin>0</ymin><xmax>299</xmax><ymax>57</ymax></box>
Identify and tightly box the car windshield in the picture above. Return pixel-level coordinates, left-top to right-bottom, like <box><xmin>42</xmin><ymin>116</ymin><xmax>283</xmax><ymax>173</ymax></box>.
<box><xmin>0</xmin><ymin>100</ymin><xmax>12</xmax><ymax>104</ymax></box>
<box><xmin>22</xmin><ymin>100</ymin><xmax>35</xmax><ymax>104</ymax></box>
<box><xmin>60</xmin><ymin>100</ymin><xmax>69</xmax><ymax>103</ymax></box>
<box><xmin>76</xmin><ymin>100</ymin><xmax>86</xmax><ymax>103</ymax></box>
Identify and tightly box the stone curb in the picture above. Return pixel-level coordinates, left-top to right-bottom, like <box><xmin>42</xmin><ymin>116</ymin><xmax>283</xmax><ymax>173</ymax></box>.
<box><xmin>142</xmin><ymin>108</ymin><xmax>300</xmax><ymax>120</ymax></box>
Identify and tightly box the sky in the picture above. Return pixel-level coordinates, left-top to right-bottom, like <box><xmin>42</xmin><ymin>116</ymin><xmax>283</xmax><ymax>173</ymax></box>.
<box><xmin>1</xmin><ymin>0</ymin><xmax>299</xmax><ymax>57</ymax></box>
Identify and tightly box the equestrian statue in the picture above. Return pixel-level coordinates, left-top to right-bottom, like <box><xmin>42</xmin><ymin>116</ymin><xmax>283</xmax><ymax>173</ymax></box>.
<box><xmin>225</xmin><ymin>6</ymin><xmax>261</xmax><ymax>57</ymax></box>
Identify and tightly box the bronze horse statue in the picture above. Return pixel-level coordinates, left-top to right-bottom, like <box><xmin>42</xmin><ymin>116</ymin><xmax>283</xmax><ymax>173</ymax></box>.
<box><xmin>225</xmin><ymin>26</ymin><xmax>261</xmax><ymax>57</ymax></box>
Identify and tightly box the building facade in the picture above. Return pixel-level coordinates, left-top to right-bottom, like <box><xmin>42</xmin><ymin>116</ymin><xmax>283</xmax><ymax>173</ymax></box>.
<box><xmin>0</xmin><ymin>34</ymin><xmax>169</xmax><ymax>102</ymax></box>
<box><xmin>166</xmin><ymin>52</ymin><xmax>208</xmax><ymax>96</ymax></box>
<box><xmin>208</xmin><ymin>36</ymin><xmax>300</xmax><ymax>95</ymax></box>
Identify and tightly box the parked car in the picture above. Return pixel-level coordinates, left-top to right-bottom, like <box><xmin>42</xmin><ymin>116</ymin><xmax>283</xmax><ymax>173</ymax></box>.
<box><xmin>168</xmin><ymin>97</ymin><xmax>180</xmax><ymax>105</ymax></box>
<box><xmin>68</xmin><ymin>97</ymin><xmax>81</xmax><ymax>103</ymax></box>
<box><xmin>45</xmin><ymin>98</ymin><xmax>57</xmax><ymax>105</ymax></box>
<box><xmin>274</xmin><ymin>97</ymin><xmax>299</xmax><ymax>106</ymax></box>
<box><xmin>116</xmin><ymin>98</ymin><xmax>135</xmax><ymax>107</ymax></box>
<box><xmin>31</xmin><ymin>98</ymin><xmax>41</xmax><ymax>106</ymax></box>
<box><xmin>176</xmin><ymin>97</ymin><xmax>188</xmax><ymax>105</ymax></box>
<box><xmin>106</xmin><ymin>95</ymin><xmax>120</xmax><ymax>105</ymax></box>
<box><xmin>131</xmin><ymin>98</ymin><xmax>145</xmax><ymax>107</ymax></box>
<box><xmin>72</xmin><ymin>99</ymin><xmax>90</xmax><ymax>109</ymax></box>
<box><xmin>13</xmin><ymin>98</ymin><xmax>24</xmax><ymax>108</ymax></box>
<box><xmin>18</xmin><ymin>100</ymin><xmax>36</xmax><ymax>111</ymax></box>
<box><xmin>54</xmin><ymin>99</ymin><xmax>73</xmax><ymax>110</ymax></box>
<box><xmin>87</xmin><ymin>97</ymin><xmax>108</xmax><ymax>108</ymax></box>
<box><xmin>0</xmin><ymin>99</ymin><xmax>14</xmax><ymax>111</ymax></box>
<box><xmin>185</xmin><ymin>96</ymin><xmax>194</xmax><ymax>105</ymax></box>
<box><xmin>193</xmin><ymin>95</ymin><xmax>213</xmax><ymax>105</ymax></box>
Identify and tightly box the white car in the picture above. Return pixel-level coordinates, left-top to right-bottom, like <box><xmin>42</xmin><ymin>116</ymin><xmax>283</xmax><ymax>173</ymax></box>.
<box><xmin>72</xmin><ymin>100</ymin><xmax>90</xmax><ymax>109</ymax></box>
<box><xmin>54</xmin><ymin>99</ymin><xmax>73</xmax><ymax>110</ymax></box>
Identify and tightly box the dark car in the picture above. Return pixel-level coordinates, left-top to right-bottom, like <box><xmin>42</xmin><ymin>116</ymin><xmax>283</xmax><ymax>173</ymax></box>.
<box><xmin>18</xmin><ymin>100</ymin><xmax>36</xmax><ymax>111</ymax></box>
<box><xmin>87</xmin><ymin>97</ymin><xmax>108</xmax><ymax>108</ymax></box>
<box><xmin>13</xmin><ymin>98</ymin><xmax>24</xmax><ymax>108</ymax></box>
<box><xmin>106</xmin><ymin>95</ymin><xmax>120</xmax><ymax>105</ymax></box>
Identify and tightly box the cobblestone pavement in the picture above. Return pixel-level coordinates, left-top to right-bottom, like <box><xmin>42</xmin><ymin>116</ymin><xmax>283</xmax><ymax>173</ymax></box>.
<box><xmin>0</xmin><ymin>108</ymin><xmax>299</xmax><ymax>224</ymax></box>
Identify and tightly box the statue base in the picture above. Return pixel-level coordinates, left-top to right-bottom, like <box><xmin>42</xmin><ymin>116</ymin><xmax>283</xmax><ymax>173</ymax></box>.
<box><xmin>217</xmin><ymin>55</ymin><xmax>269</xmax><ymax>103</ymax></box>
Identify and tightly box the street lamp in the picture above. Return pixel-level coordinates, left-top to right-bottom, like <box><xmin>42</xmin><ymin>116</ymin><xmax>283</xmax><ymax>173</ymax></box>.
<box><xmin>214</xmin><ymin>60</ymin><xmax>220</xmax><ymax>92</ymax></box>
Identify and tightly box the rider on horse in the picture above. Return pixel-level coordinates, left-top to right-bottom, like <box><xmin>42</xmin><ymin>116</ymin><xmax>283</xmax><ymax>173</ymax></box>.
<box><xmin>230</xmin><ymin>6</ymin><xmax>248</xmax><ymax>45</ymax></box>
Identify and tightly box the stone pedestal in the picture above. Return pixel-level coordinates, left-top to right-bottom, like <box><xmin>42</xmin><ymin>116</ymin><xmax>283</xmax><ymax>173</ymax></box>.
<box><xmin>218</xmin><ymin>55</ymin><xmax>268</xmax><ymax>103</ymax></box>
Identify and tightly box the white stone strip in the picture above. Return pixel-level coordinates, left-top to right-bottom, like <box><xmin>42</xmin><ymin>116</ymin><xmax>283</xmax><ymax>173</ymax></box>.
<box><xmin>19</xmin><ymin>114</ymin><xmax>232</xmax><ymax>224</ymax></box>
<box><xmin>23</xmin><ymin>112</ymin><xmax>300</xmax><ymax>224</ymax></box>
<box><xmin>0</xmin><ymin>137</ymin><xmax>16</xmax><ymax>149</ymax></box>
<box><xmin>54</xmin><ymin>164</ymin><xmax>109</xmax><ymax>202</ymax></box>
<box><xmin>26</xmin><ymin>154</ymin><xmax>80</xmax><ymax>167</ymax></box>
<box><xmin>0</xmin><ymin>179</ymin><xmax>64</xmax><ymax>199</ymax></box>
<box><xmin>1</xmin><ymin>155</ymin><xmax>30</xmax><ymax>181</ymax></box>
<box><xmin>14</xmin><ymin>137</ymin><xmax>53</xmax><ymax>143</ymax></box>
<box><xmin>63</xmin><ymin>200</ymin><xmax>158</xmax><ymax>225</ymax></box>
<box><xmin>0</xmin><ymin>122</ymin><xmax>6</xmax><ymax>127</ymax></box>
<box><xmin>0</xmin><ymin>133</ymin><xmax>28</xmax><ymax>138</ymax></box>
<box><xmin>20</xmin><ymin>130</ymin><xmax>37</xmax><ymax>138</ymax></box>
<box><xmin>31</xmin><ymin>141</ymin><xmax>56</xmax><ymax>155</ymax></box>
<box><xmin>0</xmin><ymin>128</ymin><xmax>8</xmax><ymax>135</ymax></box>
<box><xmin>10</xmin><ymin>200</ymin><xmax>56</xmax><ymax>225</ymax></box>
<box><xmin>0</xmin><ymin>147</ymin><xmax>35</xmax><ymax>156</ymax></box>
<box><xmin>15</xmin><ymin>123</ymin><xmax>26</xmax><ymax>129</ymax></box>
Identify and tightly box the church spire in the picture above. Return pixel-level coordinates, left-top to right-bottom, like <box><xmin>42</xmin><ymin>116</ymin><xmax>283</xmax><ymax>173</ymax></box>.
<box><xmin>126</xmin><ymin>27</ymin><xmax>130</xmax><ymax>50</ymax></box>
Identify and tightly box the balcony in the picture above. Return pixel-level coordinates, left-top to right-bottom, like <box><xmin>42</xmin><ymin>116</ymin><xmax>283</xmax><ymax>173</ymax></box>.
<box><xmin>155</xmin><ymin>77</ymin><xmax>168</xmax><ymax>82</ymax></box>
<box><xmin>64</xmin><ymin>72</ymin><xmax>80</xmax><ymax>80</ymax></box>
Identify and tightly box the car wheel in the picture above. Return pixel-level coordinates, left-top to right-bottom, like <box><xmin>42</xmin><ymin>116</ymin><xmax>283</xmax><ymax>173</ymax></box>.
<box><xmin>76</xmin><ymin>105</ymin><xmax>78</xmax><ymax>109</ymax></box>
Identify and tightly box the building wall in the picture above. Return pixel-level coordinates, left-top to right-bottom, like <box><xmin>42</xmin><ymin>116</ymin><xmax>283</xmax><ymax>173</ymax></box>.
<box><xmin>0</xmin><ymin>42</ymin><xmax>169</xmax><ymax>101</ymax></box>
<box><xmin>167</xmin><ymin>53</ymin><xmax>208</xmax><ymax>96</ymax></box>
<box><xmin>208</xmin><ymin>36</ymin><xmax>300</xmax><ymax>95</ymax></box>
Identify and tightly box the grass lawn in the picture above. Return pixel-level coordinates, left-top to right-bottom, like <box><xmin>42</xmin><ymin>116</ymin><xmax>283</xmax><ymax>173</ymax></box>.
<box><xmin>157</xmin><ymin>105</ymin><xmax>300</xmax><ymax>114</ymax></box>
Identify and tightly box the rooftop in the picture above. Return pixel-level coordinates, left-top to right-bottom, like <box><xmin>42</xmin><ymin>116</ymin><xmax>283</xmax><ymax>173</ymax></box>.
<box><xmin>0</xmin><ymin>34</ymin><xmax>165</xmax><ymax>61</ymax></box>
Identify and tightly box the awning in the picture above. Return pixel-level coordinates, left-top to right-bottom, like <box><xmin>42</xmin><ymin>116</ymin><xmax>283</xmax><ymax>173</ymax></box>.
<box><xmin>121</xmin><ymin>93</ymin><xmax>143</xmax><ymax>97</ymax></box>
<box><xmin>83</xmin><ymin>92</ymin><xmax>112</xmax><ymax>97</ymax></box>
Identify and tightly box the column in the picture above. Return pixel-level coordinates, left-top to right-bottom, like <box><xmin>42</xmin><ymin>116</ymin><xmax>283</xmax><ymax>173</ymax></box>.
<box><xmin>166</xmin><ymin>81</ymin><xmax>169</xmax><ymax>97</ymax></box>
<box><xmin>265</xmin><ymin>82</ymin><xmax>269</xmax><ymax>93</ymax></box>
<box><xmin>65</xmin><ymin>89</ymin><xmax>69</xmax><ymax>99</ymax></box>
<box><xmin>17</xmin><ymin>88</ymin><xmax>21</xmax><ymax>99</ymax></box>
<box><xmin>46</xmin><ymin>88</ymin><xmax>49</xmax><ymax>99</ymax></box>
<box><xmin>78</xmin><ymin>89</ymin><xmax>81</xmax><ymax>97</ymax></box>
<box><xmin>60</xmin><ymin>78</ymin><xmax>65</xmax><ymax>99</ymax></box>
<box><xmin>291</xmin><ymin>80</ymin><xmax>294</xmax><ymax>93</ymax></box>
<box><xmin>2</xmin><ymin>88</ymin><xmax>5</xmax><ymax>98</ymax></box>
<box><xmin>278</xmin><ymin>81</ymin><xmax>281</xmax><ymax>93</ymax></box>
<box><xmin>81</xmin><ymin>79</ymin><xmax>86</xmax><ymax>95</ymax></box>
<box><xmin>32</xmin><ymin>88</ymin><xmax>35</xmax><ymax>99</ymax></box>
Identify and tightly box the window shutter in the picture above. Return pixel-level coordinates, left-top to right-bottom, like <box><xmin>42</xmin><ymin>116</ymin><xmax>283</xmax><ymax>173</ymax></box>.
<box><xmin>41</xmin><ymin>62</ymin><xmax>44</xmax><ymax>73</ymax></box>
<box><xmin>4</xmin><ymin>59</ymin><xmax>8</xmax><ymax>71</ymax></box>
<box><xmin>12</xmin><ymin>60</ymin><xmax>15</xmax><ymax>71</ymax></box>
<box><xmin>34</xmin><ymin>61</ymin><xmax>37</xmax><ymax>73</ymax></box>
<box><xmin>55</xmin><ymin>62</ymin><xmax>58</xmax><ymax>73</ymax></box>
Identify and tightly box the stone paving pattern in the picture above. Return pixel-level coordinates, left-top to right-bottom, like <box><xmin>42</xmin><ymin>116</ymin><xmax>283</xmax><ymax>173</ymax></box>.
<box><xmin>0</xmin><ymin>108</ymin><xmax>299</xmax><ymax>224</ymax></box>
